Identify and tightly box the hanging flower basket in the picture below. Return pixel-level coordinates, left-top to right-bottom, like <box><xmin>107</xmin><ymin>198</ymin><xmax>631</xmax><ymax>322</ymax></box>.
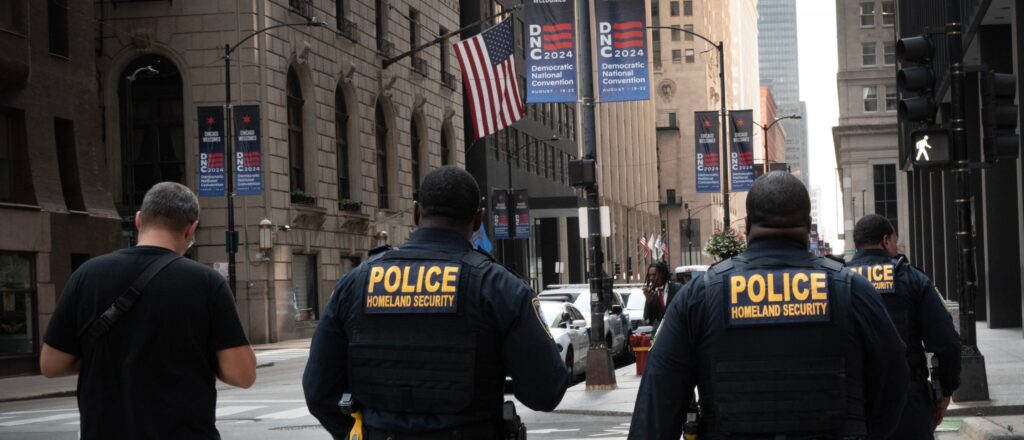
<box><xmin>705</xmin><ymin>228</ymin><xmax>747</xmax><ymax>260</ymax></box>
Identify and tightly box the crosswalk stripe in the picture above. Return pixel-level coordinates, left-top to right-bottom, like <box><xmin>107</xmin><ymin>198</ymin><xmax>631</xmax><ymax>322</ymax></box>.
<box><xmin>0</xmin><ymin>409</ymin><xmax>75</xmax><ymax>416</ymax></box>
<box><xmin>0</xmin><ymin>413</ymin><xmax>79</xmax><ymax>427</ymax></box>
<box><xmin>257</xmin><ymin>407</ymin><xmax>310</xmax><ymax>419</ymax></box>
<box><xmin>216</xmin><ymin>406</ymin><xmax>265</xmax><ymax>418</ymax></box>
<box><xmin>66</xmin><ymin>421</ymin><xmax>80</xmax><ymax>425</ymax></box>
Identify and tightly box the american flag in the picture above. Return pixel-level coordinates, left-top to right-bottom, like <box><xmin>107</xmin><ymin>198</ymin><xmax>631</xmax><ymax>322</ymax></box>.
<box><xmin>639</xmin><ymin>236</ymin><xmax>651</xmax><ymax>259</ymax></box>
<box><xmin>453</xmin><ymin>20</ymin><xmax>524</xmax><ymax>140</ymax></box>
<box><xmin>660</xmin><ymin>240</ymin><xmax>668</xmax><ymax>262</ymax></box>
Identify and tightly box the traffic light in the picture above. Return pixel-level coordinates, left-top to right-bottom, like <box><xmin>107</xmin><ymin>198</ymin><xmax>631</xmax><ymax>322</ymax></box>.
<box><xmin>981</xmin><ymin>71</ymin><xmax>1020</xmax><ymax>161</ymax></box>
<box><xmin>614</xmin><ymin>262</ymin><xmax>622</xmax><ymax>277</ymax></box>
<box><xmin>897</xmin><ymin>36</ymin><xmax>937</xmax><ymax>122</ymax></box>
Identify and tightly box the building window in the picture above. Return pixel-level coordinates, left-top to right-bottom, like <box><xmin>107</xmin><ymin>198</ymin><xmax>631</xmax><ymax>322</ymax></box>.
<box><xmin>861</xmin><ymin>42</ymin><xmax>876</xmax><ymax>66</ymax></box>
<box><xmin>0</xmin><ymin>0</ymin><xmax>25</xmax><ymax>34</ymax></box>
<box><xmin>375</xmin><ymin>103</ymin><xmax>390</xmax><ymax>209</ymax></box>
<box><xmin>408</xmin><ymin>8</ymin><xmax>419</xmax><ymax>52</ymax></box>
<box><xmin>885</xmin><ymin>86</ymin><xmax>897</xmax><ymax>112</ymax></box>
<box><xmin>684</xmin><ymin>24</ymin><xmax>694</xmax><ymax>41</ymax></box>
<box><xmin>672</xmin><ymin>49</ymin><xmax>682</xmax><ymax>64</ymax></box>
<box><xmin>335</xmin><ymin>88</ymin><xmax>351</xmax><ymax>201</ymax></box>
<box><xmin>335</xmin><ymin>0</ymin><xmax>345</xmax><ymax>29</ymax></box>
<box><xmin>0</xmin><ymin>108</ymin><xmax>33</xmax><ymax>205</ymax></box>
<box><xmin>287</xmin><ymin>68</ymin><xmax>306</xmax><ymax>194</ymax></box>
<box><xmin>375</xmin><ymin>0</ymin><xmax>389</xmax><ymax>54</ymax></box>
<box><xmin>685</xmin><ymin>49</ymin><xmax>695</xmax><ymax>63</ymax></box>
<box><xmin>670</xmin><ymin>1</ymin><xmax>679</xmax><ymax>16</ymax></box>
<box><xmin>47</xmin><ymin>0</ymin><xmax>68</xmax><ymax>57</ymax></box>
<box><xmin>881</xmin><ymin>1</ymin><xmax>895</xmax><ymax>26</ymax></box>
<box><xmin>873</xmin><ymin>164</ymin><xmax>898</xmax><ymax>232</ymax></box>
<box><xmin>411</xmin><ymin>119</ymin><xmax>422</xmax><ymax>194</ymax></box>
<box><xmin>683</xmin><ymin>0</ymin><xmax>693</xmax><ymax>16</ymax></box>
<box><xmin>652</xmin><ymin>30</ymin><xmax>662</xmax><ymax>66</ymax></box>
<box><xmin>441</xmin><ymin>128</ymin><xmax>451</xmax><ymax>166</ymax></box>
<box><xmin>0</xmin><ymin>252</ymin><xmax>35</xmax><ymax>356</ymax></box>
<box><xmin>671</xmin><ymin>25</ymin><xmax>681</xmax><ymax>42</ymax></box>
<box><xmin>292</xmin><ymin>254</ymin><xmax>319</xmax><ymax>321</ymax></box>
<box><xmin>860</xmin><ymin>2</ymin><xmax>875</xmax><ymax>27</ymax></box>
<box><xmin>883</xmin><ymin>41</ymin><xmax>896</xmax><ymax>65</ymax></box>
<box><xmin>440</xmin><ymin>26</ymin><xmax>453</xmax><ymax>88</ymax></box>
<box><xmin>54</xmin><ymin>118</ymin><xmax>85</xmax><ymax>212</ymax></box>
<box><xmin>863</xmin><ymin>86</ymin><xmax>878</xmax><ymax>112</ymax></box>
<box><xmin>651</xmin><ymin>0</ymin><xmax>659</xmax><ymax>18</ymax></box>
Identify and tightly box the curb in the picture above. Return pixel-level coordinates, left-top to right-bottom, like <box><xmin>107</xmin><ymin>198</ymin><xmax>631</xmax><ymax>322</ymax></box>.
<box><xmin>0</xmin><ymin>361</ymin><xmax>278</xmax><ymax>404</ymax></box>
<box><xmin>552</xmin><ymin>409</ymin><xmax>632</xmax><ymax>417</ymax></box>
<box><xmin>961</xmin><ymin>417</ymin><xmax>1024</xmax><ymax>440</ymax></box>
<box><xmin>949</xmin><ymin>405</ymin><xmax>1024</xmax><ymax>418</ymax></box>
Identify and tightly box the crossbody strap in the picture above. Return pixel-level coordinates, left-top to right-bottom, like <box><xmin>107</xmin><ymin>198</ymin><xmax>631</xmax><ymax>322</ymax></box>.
<box><xmin>80</xmin><ymin>252</ymin><xmax>181</xmax><ymax>353</ymax></box>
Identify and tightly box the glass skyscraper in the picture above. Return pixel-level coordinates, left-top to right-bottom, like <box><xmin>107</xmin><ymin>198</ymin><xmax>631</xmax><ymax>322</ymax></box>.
<box><xmin>757</xmin><ymin>0</ymin><xmax>810</xmax><ymax>182</ymax></box>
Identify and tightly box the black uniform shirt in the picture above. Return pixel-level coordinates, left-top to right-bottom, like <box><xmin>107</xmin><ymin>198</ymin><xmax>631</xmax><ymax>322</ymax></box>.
<box><xmin>303</xmin><ymin>228</ymin><xmax>569</xmax><ymax>438</ymax></box>
<box><xmin>628</xmin><ymin>238</ymin><xmax>909</xmax><ymax>440</ymax></box>
<box><xmin>849</xmin><ymin>248</ymin><xmax>961</xmax><ymax>395</ymax></box>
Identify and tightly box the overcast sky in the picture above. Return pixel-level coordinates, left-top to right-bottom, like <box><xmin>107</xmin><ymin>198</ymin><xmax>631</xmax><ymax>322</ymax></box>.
<box><xmin>796</xmin><ymin>0</ymin><xmax>843</xmax><ymax>251</ymax></box>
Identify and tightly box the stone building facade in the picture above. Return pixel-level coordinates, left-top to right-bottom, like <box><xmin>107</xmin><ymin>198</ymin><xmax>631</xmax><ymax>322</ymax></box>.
<box><xmin>94</xmin><ymin>0</ymin><xmax>463</xmax><ymax>343</ymax></box>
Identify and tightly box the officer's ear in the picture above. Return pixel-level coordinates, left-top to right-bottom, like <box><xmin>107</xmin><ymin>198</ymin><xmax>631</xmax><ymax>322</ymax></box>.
<box><xmin>472</xmin><ymin>208</ymin><xmax>483</xmax><ymax>232</ymax></box>
<box><xmin>413</xmin><ymin>202</ymin><xmax>421</xmax><ymax>227</ymax></box>
<box><xmin>744</xmin><ymin>217</ymin><xmax>751</xmax><ymax>236</ymax></box>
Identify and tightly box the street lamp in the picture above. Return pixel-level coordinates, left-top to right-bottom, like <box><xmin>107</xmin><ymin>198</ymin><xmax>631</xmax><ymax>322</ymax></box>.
<box><xmin>752</xmin><ymin>114</ymin><xmax>801</xmax><ymax>174</ymax></box>
<box><xmin>646</xmin><ymin>26</ymin><xmax>730</xmax><ymax>230</ymax></box>
<box><xmin>502</xmin><ymin>136</ymin><xmax>558</xmax><ymax>274</ymax></box>
<box><xmin>625</xmin><ymin>200</ymin><xmax>660</xmax><ymax>280</ymax></box>
<box><xmin>222</xmin><ymin>16</ymin><xmax>323</xmax><ymax>297</ymax></box>
<box><xmin>123</xmin><ymin>65</ymin><xmax>160</xmax><ymax>245</ymax></box>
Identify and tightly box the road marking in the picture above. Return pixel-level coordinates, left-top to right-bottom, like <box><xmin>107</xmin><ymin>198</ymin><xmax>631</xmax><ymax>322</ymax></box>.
<box><xmin>218</xmin><ymin>399</ymin><xmax>306</xmax><ymax>403</ymax></box>
<box><xmin>254</xmin><ymin>349</ymin><xmax>309</xmax><ymax>363</ymax></box>
<box><xmin>0</xmin><ymin>413</ymin><xmax>79</xmax><ymax>427</ymax></box>
<box><xmin>589</xmin><ymin>429</ymin><xmax>629</xmax><ymax>437</ymax></box>
<box><xmin>66</xmin><ymin>421</ymin><xmax>80</xmax><ymax>425</ymax></box>
<box><xmin>257</xmin><ymin>407</ymin><xmax>310</xmax><ymax>419</ymax></box>
<box><xmin>0</xmin><ymin>408</ymin><xmax>75</xmax><ymax>415</ymax></box>
<box><xmin>216</xmin><ymin>406</ymin><xmax>265</xmax><ymax>418</ymax></box>
<box><xmin>528</xmin><ymin>428</ymin><xmax>580</xmax><ymax>434</ymax></box>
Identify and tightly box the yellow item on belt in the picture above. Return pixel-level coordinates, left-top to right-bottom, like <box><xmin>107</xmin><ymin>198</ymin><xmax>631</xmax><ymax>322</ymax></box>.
<box><xmin>348</xmin><ymin>410</ymin><xmax>363</xmax><ymax>440</ymax></box>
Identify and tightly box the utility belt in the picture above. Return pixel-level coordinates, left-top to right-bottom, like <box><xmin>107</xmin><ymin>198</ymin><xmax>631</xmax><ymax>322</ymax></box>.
<box><xmin>364</xmin><ymin>422</ymin><xmax>503</xmax><ymax>440</ymax></box>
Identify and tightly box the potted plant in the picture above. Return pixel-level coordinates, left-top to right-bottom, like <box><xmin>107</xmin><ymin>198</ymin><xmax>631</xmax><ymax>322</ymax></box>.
<box><xmin>705</xmin><ymin>228</ymin><xmax>747</xmax><ymax>260</ymax></box>
<box><xmin>290</xmin><ymin>190</ymin><xmax>316</xmax><ymax>205</ymax></box>
<box><xmin>338</xmin><ymin>199</ymin><xmax>362</xmax><ymax>212</ymax></box>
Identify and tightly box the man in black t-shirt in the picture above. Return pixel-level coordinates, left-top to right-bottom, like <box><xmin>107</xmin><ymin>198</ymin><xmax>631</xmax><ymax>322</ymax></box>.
<box><xmin>40</xmin><ymin>182</ymin><xmax>256</xmax><ymax>439</ymax></box>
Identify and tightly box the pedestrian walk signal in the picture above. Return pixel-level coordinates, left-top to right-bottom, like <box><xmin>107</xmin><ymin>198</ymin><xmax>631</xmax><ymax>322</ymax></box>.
<box><xmin>911</xmin><ymin>129</ymin><xmax>949</xmax><ymax>167</ymax></box>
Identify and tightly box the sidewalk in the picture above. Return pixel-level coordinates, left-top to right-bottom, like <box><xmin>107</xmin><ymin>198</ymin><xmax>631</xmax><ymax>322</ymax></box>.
<box><xmin>0</xmin><ymin>338</ymin><xmax>312</xmax><ymax>403</ymax></box>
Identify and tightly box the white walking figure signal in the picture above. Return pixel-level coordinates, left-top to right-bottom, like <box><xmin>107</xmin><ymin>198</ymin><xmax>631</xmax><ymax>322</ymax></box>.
<box><xmin>915</xmin><ymin>135</ymin><xmax>933</xmax><ymax>161</ymax></box>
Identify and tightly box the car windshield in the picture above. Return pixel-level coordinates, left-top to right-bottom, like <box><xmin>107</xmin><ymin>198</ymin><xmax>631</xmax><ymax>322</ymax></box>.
<box><xmin>626</xmin><ymin>291</ymin><xmax>646</xmax><ymax>311</ymax></box>
<box><xmin>538</xmin><ymin>301</ymin><xmax>566</xmax><ymax>327</ymax></box>
<box><xmin>572</xmin><ymin>295</ymin><xmax>591</xmax><ymax>315</ymax></box>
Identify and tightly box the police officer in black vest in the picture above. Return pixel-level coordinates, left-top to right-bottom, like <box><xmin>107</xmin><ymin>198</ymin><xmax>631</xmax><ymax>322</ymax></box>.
<box><xmin>628</xmin><ymin>171</ymin><xmax>909</xmax><ymax>440</ymax></box>
<box><xmin>303</xmin><ymin>166</ymin><xmax>569</xmax><ymax>439</ymax></box>
<box><xmin>848</xmin><ymin>214</ymin><xmax>961</xmax><ymax>439</ymax></box>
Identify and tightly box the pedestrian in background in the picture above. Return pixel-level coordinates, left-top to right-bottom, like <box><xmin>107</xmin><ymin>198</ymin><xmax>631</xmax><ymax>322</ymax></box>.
<box><xmin>628</xmin><ymin>171</ymin><xmax>908</xmax><ymax>439</ymax></box>
<box><xmin>642</xmin><ymin>261</ymin><xmax>681</xmax><ymax>332</ymax></box>
<box><xmin>40</xmin><ymin>181</ymin><xmax>256</xmax><ymax>439</ymax></box>
<box><xmin>848</xmin><ymin>214</ymin><xmax>961</xmax><ymax>439</ymax></box>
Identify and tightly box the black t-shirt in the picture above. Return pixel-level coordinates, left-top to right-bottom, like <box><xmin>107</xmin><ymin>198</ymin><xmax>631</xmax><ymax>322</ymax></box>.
<box><xmin>43</xmin><ymin>245</ymin><xmax>250</xmax><ymax>440</ymax></box>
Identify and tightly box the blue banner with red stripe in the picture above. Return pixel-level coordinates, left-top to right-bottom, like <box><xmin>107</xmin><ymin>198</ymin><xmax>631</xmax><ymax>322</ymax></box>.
<box><xmin>595</xmin><ymin>0</ymin><xmax>650</xmax><ymax>102</ymax></box>
<box><xmin>524</xmin><ymin>0</ymin><xmax>578</xmax><ymax>103</ymax></box>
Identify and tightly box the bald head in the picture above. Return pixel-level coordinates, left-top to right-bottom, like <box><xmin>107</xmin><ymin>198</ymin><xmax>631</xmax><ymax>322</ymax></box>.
<box><xmin>746</xmin><ymin>171</ymin><xmax>811</xmax><ymax>230</ymax></box>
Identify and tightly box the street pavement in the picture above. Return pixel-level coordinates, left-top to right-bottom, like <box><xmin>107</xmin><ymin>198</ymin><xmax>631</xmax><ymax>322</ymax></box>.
<box><xmin>1</xmin><ymin>322</ymin><xmax>1022</xmax><ymax>439</ymax></box>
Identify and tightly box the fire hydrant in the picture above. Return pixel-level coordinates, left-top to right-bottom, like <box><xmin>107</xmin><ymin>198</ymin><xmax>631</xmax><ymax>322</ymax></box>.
<box><xmin>631</xmin><ymin>332</ymin><xmax>652</xmax><ymax>375</ymax></box>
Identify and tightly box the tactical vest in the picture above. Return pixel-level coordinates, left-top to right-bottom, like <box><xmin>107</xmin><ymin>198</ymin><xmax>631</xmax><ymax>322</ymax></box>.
<box><xmin>848</xmin><ymin>255</ymin><xmax>926</xmax><ymax>373</ymax></box>
<box><xmin>345</xmin><ymin>248</ymin><xmax>504</xmax><ymax>419</ymax></box>
<box><xmin>698</xmin><ymin>254</ymin><xmax>867</xmax><ymax>439</ymax></box>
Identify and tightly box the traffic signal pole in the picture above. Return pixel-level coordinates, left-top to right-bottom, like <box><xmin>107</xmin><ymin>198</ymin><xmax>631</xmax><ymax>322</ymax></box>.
<box><xmin>946</xmin><ymin>0</ymin><xmax>989</xmax><ymax>401</ymax></box>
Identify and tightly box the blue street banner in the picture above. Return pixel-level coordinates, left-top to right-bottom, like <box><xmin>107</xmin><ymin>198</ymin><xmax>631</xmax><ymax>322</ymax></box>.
<box><xmin>492</xmin><ymin>189</ymin><xmax>510</xmax><ymax>240</ymax></box>
<box><xmin>594</xmin><ymin>0</ymin><xmax>650</xmax><ymax>102</ymax></box>
<box><xmin>695</xmin><ymin>111</ymin><xmax>721</xmax><ymax>193</ymax></box>
<box><xmin>729</xmin><ymin>109</ymin><xmax>756</xmax><ymax>192</ymax></box>
<box><xmin>513</xmin><ymin>189</ymin><xmax>531</xmax><ymax>238</ymax></box>
<box><xmin>525</xmin><ymin>0</ymin><xmax>578</xmax><ymax>103</ymax></box>
<box><xmin>197</xmin><ymin>106</ymin><xmax>226</xmax><ymax>197</ymax></box>
<box><xmin>233</xmin><ymin>105</ymin><xmax>263</xmax><ymax>196</ymax></box>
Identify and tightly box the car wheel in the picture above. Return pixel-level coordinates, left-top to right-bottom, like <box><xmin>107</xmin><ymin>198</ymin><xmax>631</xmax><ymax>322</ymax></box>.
<box><xmin>565</xmin><ymin>346</ymin><xmax>574</xmax><ymax>378</ymax></box>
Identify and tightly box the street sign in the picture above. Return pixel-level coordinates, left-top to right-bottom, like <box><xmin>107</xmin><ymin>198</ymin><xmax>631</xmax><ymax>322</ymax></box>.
<box><xmin>911</xmin><ymin>129</ymin><xmax>950</xmax><ymax>167</ymax></box>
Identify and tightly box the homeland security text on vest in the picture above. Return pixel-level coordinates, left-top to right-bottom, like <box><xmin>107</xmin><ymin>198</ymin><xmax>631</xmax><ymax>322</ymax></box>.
<box><xmin>365</xmin><ymin>263</ymin><xmax>460</xmax><ymax>314</ymax></box>
<box><xmin>848</xmin><ymin>264</ymin><xmax>896</xmax><ymax>294</ymax></box>
<box><xmin>727</xmin><ymin>270</ymin><xmax>831</xmax><ymax>326</ymax></box>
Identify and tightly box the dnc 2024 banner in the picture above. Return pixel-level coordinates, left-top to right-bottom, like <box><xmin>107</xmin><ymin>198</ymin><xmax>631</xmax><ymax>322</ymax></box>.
<box><xmin>524</xmin><ymin>0</ymin><xmax>578</xmax><ymax>103</ymax></box>
<box><xmin>233</xmin><ymin>105</ymin><xmax>263</xmax><ymax>196</ymax></box>
<box><xmin>695</xmin><ymin>111</ymin><xmax>721</xmax><ymax>193</ymax></box>
<box><xmin>594</xmin><ymin>0</ymin><xmax>650</xmax><ymax>102</ymax></box>
<box><xmin>729</xmin><ymin>110</ymin><xmax>755</xmax><ymax>192</ymax></box>
<box><xmin>197</xmin><ymin>106</ymin><xmax>226</xmax><ymax>197</ymax></box>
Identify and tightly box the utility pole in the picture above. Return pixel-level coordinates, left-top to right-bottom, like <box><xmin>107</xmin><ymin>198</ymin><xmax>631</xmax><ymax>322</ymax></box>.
<box><xmin>576</xmin><ymin>0</ymin><xmax>616</xmax><ymax>390</ymax></box>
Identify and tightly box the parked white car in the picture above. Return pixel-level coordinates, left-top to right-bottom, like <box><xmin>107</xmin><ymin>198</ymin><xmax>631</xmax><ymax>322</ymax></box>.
<box><xmin>537</xmin><ymin>300</ymin><xmax>590</xmax><ymax>377</ymax></box>
<box><xmin>615</xmin><ymin>286</ymin><xmax>648</xmax><ymax>332</ymax></box>
<box><xmin>538</xmin><ymin>286</ymin><xmax>630</xmax><ymax>360</ymax></box>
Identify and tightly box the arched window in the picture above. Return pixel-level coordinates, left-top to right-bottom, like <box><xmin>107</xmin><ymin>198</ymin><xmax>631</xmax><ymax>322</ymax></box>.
<box><xmin>335</xmin><ymin>88</ymin><xmax>350</xmax><ymax>200</ymax></box>
<box><xmin>287</xmin><ymin>68</ymin><xmax>305</xmax><ymax>193</ymax></box>
<box><xmin>441</xmin><ymin>128</ymin><xmax>451</xmax><ymax>166</ymax></box>
<box><xmin>375</xmin><ymin>102</ymin><xmax>389</xmax><ymax>209</ymax></box>
<box><xmin>410</xmin><ymin>119</ymin><xmax>421</xmax><ymax>194</ymax></box>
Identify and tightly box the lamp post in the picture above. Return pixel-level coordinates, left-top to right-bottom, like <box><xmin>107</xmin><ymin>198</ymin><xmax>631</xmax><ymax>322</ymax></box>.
<box><xmin>222</xmin><ymin>17</ymin><xmax>322</xmax><ymax>297</ymax></box>
<box><xmin>625</xmin><ymin>200</ymin><xmax>660</xmax><ymax>280</ymax></box>
<box><xmin>752</xmin><ymin>114</ymin><xmax>801</xmax><ymax>174</ymax></box>
<box><xmin>684</xmin><ymin>203</ymin><xmax>714</xmax><ymax>265</ymax></box>
<box><xmin>503</xmin><ymin>136</ymin><xmax>558</xmax><ymax>274</ymax></box>
<box><xmin>123</xmin><ymin>65</ymin><xmax>160</xmax><ymax>245</ymax></box>
<box><xmin>647</xmin><ymin>26</ymin><xmax>729</xmax><ymax>230</ymax></box>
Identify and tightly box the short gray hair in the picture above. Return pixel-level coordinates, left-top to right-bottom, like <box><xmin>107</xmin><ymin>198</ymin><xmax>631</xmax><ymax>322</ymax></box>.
<box><xmin>140</xmin><ymin>182</ymin><xmax>199</xmax><ymax>231</ymax></box>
